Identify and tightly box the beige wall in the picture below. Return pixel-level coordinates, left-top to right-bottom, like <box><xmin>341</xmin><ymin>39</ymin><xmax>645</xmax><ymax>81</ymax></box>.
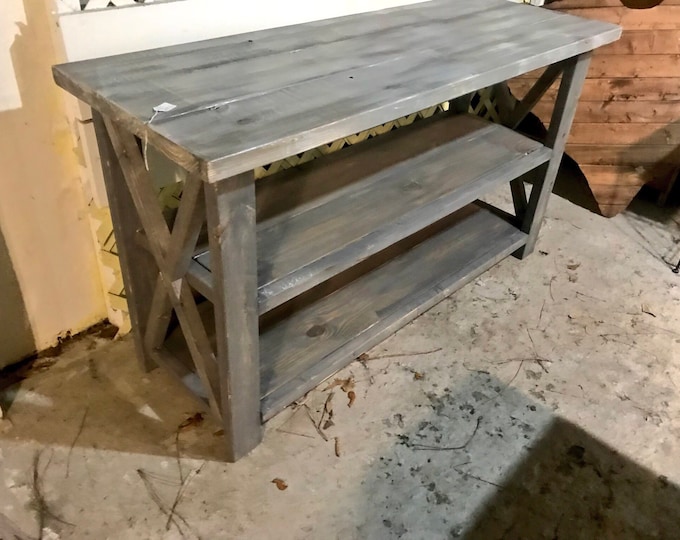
<box><xmin>0</xmin><ymin>0</ymin><xmax>106</xmax><ymax>366</ymax></box>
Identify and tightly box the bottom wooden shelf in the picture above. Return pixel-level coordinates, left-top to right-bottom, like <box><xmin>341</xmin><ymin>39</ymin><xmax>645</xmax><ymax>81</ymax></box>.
<box><xmin>164</xmin><ymin>203</ymin><xmax>527</xmax><ymax>421</ymax></box>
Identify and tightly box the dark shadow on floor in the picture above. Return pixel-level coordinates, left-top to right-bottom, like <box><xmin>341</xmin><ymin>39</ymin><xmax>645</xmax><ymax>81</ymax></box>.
<box><xmin>0</xmin><ymin>336</ymin><xmax>225</xmax><ymax>461</ymax></box>
<box><xmin>354</xmin><ymin>371</ymin><xmax>680</xmax><ymax>539</ymax></box>
<box><xmin>464</xmin><ymin>418</ymin><xmax>680</xmax><ymax>540</ymax></box>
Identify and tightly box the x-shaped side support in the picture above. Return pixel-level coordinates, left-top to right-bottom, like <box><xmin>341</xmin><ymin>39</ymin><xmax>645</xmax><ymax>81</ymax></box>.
<box><xmin>102</xmin><ymin>118</ymin><xmax>222</xmax><ymax>418</ymax></box>
<box><xmin>496</xmin><ymin>53</ymin><xmax>592</xmax><ymax>257</ymax></box>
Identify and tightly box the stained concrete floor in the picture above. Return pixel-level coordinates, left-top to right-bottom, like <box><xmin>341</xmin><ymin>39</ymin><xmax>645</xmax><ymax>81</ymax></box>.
<box><xmin>1</xmin><ymin>186</ymin><xmax>680</xmax><ymax>540</ymax></box>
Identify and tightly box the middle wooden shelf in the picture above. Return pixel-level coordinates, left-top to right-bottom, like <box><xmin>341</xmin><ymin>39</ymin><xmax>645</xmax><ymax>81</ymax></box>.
<box><xmin>186</xmin><ymin>112</ymin><xmax>551</xmax><ymax>314</ymax></box>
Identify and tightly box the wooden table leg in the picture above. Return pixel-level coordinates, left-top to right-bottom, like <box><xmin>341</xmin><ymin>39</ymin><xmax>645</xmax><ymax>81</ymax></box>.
<box><xmin>92</xmin><ymin>111</ymin><xmax>157</xmax><ymax>372</ymax></box>
<box><xmin>205</xmin><ymin>173</ymin><xmax>262</xmax><ymax>461</ymax></box>
<box><xmin>518</xmin><ymin>52</ymin><xmax>591</xmax><ymax>258</ymax></box>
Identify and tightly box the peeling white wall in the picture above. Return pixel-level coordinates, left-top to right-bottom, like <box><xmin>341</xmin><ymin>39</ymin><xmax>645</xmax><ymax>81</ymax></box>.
<box><xmin>0</xmin><ymin>0</ymin><xmax>107</xmax><ymax>360</ymax></box>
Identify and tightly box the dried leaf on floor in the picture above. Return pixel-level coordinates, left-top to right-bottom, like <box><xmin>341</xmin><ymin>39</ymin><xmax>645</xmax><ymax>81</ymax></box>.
<box><xmin>272</xmin><ymin>478</ymin><xmax>288</xmax><ymax>490</ymax></box>
<box><xmin>413</xmin><ymin>371</ymin><xmax>424</xmax><ymax>381</ymax></box>
<box><xmin>334</xmin><ymin>437</ymin><xmax>341</xmax><ymax>458</ymax></box>
<box><xmin>178</xmin><ymin>412</ymin><xmax>204</xmax><ymax>431</ymax></box>
<box><xmin>566</xmin><ymin>262</ymin><xmax>581</xmax><ymax>271</ymax></box>
<box><xmin>357</xmin><ymin>353</ymin><xmax>370</xmax><ymax>363</ymax></box>
<box><xmin>317</xmin><ymin>392</ymin><xmax>335</xmax><ymax>431</ymax></box>
<box><xmin>323</xmin><ymin>418</ymin><xmax>335</xmax><ymax>430</ymax></box>
<box><xmin>347</xmin><ymin>390</ymin><xmax>356</xmax><ymax>408</ymax></box>
<box><xmin>303</xmin><ymin>404</ymin><xmax>329</xmax><ymax>441</ymax></box>
<box><xmin>341</xmin><ymin>377</ymin><xmax>355</xmax><ymax>393</ymax></box>
<box><xmin>641</xmin><ymin>304</ymin><xmax>656</xmax><ymax>318</ymax></box>
<box><xmin>323</xmin><ymin>377</ymin><xmax>354</xmax><ymax>392</ymax></box>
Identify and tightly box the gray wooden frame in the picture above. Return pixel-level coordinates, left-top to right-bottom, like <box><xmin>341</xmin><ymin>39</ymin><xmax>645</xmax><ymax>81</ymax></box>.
<box><xmin>55</xmin><ymin>1</ymin><xmax>618</xmax><ymax>461</ymax></box>
<box><xmin>88</xmin><ymin>56</ymin><xmax>590</xmax><ymax>460</ymax></box>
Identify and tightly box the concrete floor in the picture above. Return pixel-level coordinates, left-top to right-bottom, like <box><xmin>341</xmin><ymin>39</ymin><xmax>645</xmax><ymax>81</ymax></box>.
<box><xmin>1</xmin><ymin>186</ymin><xmax>680</xmax><ymax>540</ymax></box>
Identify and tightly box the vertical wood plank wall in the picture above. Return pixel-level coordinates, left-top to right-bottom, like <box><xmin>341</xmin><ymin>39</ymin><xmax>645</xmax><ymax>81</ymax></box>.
<box><xmin>509</xmin><ymin>0</ymin><xmax>680</xmax><ymax>216</ymax></box>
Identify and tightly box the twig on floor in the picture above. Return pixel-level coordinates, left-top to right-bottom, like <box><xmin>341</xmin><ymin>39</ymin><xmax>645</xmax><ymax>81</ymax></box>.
<box><xmin>276</xmin><ymin>428</ymin><xmax>315</xmax><ymax>439</ymax></box>
<box><xmin>317</xmin><ymin>392</ymin><xmax>334</xmax><ymax>430</ymax></box>
<box><xmin>303</xmin><ymin>404</ymin><xmax>328</xmax><ymax>442</ymax></box>
<box><xmin>600</xmin><ymin>335</ymin><xmax>659</xmax><ymax>361</ymax></box>
<box><xmin>31</xmin><ymin>450</ymin><xmax>73</xmax><ymax>540</ymax></box>
<box><xmin>66</xmin><ymin>407</ymin><xmax>89</xmax><ymax>478</ymax></box>
<box><xmin>453</xmin><ymin>465</ymin><xmax>503</xmax><ymax>489</ymax></box>
<box><xmin>462</xmin><ymin>364</ymin><xmax>490</xmax><ymax>375</ymax></box>
<box><xmin>548</xmin><ymin>276</ymin><xmax>556</xmax><ymax>302</ymax></box>
<box><xmin>363</xmin><ymin>348</ymin><xmax>442</xmax><ymax>361</ymax></box>
<box><xmin>410</xmin><ymin>416</ymin><xmax>482</xmax><ymax>451</ymax></box>
<box><xmin>526</xmin><ymin>329</ymin><xmax>550</xmax><ymax>374</ymax></box>
<box><xmin>137</xmin><ymin>469</ymin><xmax>195</xmax><ymax>539</ymax></box>
<box><xmin>575</xmin><ymin>290</ymin><xmax>606</xmax><ymax>303</ymax></box>
<box><xmin>175</xmin><ymin>431</ymin><xmax>185</xmax><ymax>484</ymax></box>
<box><xmin>632</xmin><ymin>320</ymin><xmax>680</xmax><ymax>338</ymax></box>
<box><xmin>537</xmin><ymin>300</ymin><xmax>546</xmax><ymax>328</ymax></box>
<box><xmin>479</xmin><ymin>358</ymin><xmax>527</xmax><ymax>406</ymax></box>
<box><xmin>166</xmin><ymin>463</ymin><xmax>204</xmax><ymax>531</ymax></box>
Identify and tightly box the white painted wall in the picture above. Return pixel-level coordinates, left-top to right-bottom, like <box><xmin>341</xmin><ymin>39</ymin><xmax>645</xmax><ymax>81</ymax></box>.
<box><xmin>57</xmin><ymin>0</ymin><xmax>428</xmax><ymax>61</ymax></box>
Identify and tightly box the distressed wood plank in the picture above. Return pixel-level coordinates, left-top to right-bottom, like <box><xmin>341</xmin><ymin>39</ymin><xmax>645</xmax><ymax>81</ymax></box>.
<box><xmin>204</xmin><ymin>173</ymin><xmax>262</xmax><ymax>461</ymax></box>
<box><xmin>581</xmin><ymin>164</ymin><xmax>677</xmax><ymax>186</ymax></box>
<box><xmin>509</xmin><ymin>77</ymin><xmax>680</xmax><ymax>102</ymax></box>
<box><xmin>533</xmin><ymin>100</ymin><xmax>680</xmax><ymax>124</ymax></box>
<box><xmin>589</xmin><ymin>54</ymin><xmax>680</xmax><ymax>77</ymax></box>
<box><xmin>551</xmin><ymin>0</ymin><xmax>680</xmax><ymax>7</ymax></box>
<box><xmin>569</xmin><ymin>122</ymin><xmax>680</xmax><ymax>145</ymax></box>
<box><xmin>567</xmin><ymin>143</ymin><xmax>680</xmax><ymax>165</ymax></box>
<box><xmin>516</xmin><ymin>54</ymin><xmax>679</xmax><ymax>79</ymax></box>
<box><xmin>191</xmin><ymin>114</ymin><xmax>550</xmax><ymax>313</ymax></box>
<box><xmin>565</xmin><ymin>6</ymin><xmax>680</xmax><ymax>29</ymax></box>
<box><xmin>597</xmin><ymin>30</ymin><xmax>680</xmax><ymax>55</ymax></box>
<box><xmin>52</xmin><ymin>0</ymin><xmax>620</xmax><ymax>181</ymax></box>
<box><xmin>258</xmin><ymin>205</ymin><xmax>527</xmax><ymax>419</ymax></box>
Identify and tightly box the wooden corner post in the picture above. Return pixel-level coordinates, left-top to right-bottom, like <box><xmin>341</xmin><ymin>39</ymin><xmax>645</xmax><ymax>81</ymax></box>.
<box><xmin>204</xmin><ymin>172</ymin><xmax>262</xmax><ymax>461</ymax></box>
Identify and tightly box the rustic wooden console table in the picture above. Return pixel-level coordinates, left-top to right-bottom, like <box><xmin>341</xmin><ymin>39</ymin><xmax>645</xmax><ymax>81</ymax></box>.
<box><xmin>53</xmin><ymin>0</ymin><xmax>619</xmax><ymax>461</ymax></box>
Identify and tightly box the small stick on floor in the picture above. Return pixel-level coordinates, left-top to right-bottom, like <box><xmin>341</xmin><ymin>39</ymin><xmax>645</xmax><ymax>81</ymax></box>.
<box><xmin>32</xmin><ymin>450</ymin><xmax>73</xmax><ymax>540</ymax></box>
<box><xmin>166</xmin><ymin>463</ymin><xmax>204</xmax><ymax>531</ymax></box>
<box><xmin>317</xmin><ymin>392</ymin><xmax>334</xmax><ymax>430</ymax></box>
<box><xmin>363</xmin><ymin>347</ymin><xmax>442</xmax><ymax>361</ymax></box>
<box><xmin>303</xmin><ymin>404</ymin><xmax>328</xmax><ymax>442</ymax></box>
<box><xmin>66</xmin><ymin>407</ymin><xmax>89</xmax><ymax>478</ymax></box>
<box><xmin>409</xmin><ymin>416</ymin><xmax>483</xmax><ymax>451</ymax></box>
<box><xmin>137</xmin><ymin>469</ymin><xmax>194</xmax><ymax>538</ymax></box>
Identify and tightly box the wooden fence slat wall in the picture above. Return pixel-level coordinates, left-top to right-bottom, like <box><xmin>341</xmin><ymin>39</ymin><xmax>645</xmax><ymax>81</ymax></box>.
<box><xmin>509</xmin><ymin>0</ymin><xmax>680</xmax><ymax>216</ymax></box>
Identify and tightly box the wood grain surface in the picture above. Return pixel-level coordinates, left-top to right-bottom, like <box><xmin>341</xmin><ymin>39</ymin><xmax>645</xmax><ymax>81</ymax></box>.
<box><xmin>53</xmin><ymin>0</ymin><xmax>619</xmax><ymax>181</ymax></box>
<box><xmin>191</xmin><ymin>113</ymin><xmax>550</xmax><ymax>313</ymax></box>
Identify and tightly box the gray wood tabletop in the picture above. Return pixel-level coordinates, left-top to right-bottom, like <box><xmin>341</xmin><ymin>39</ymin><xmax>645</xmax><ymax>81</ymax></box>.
<box><xmin>53</xmin><ymin>0</ymin><xmax>620</xmax><ymax>182</ymax></box>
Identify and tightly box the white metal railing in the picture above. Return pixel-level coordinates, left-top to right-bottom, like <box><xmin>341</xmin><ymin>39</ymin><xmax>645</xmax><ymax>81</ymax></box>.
<box><xmin>55</xmin><ymin>0</ymin><xmax>186</xmax><ymax>14</ymax></box>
